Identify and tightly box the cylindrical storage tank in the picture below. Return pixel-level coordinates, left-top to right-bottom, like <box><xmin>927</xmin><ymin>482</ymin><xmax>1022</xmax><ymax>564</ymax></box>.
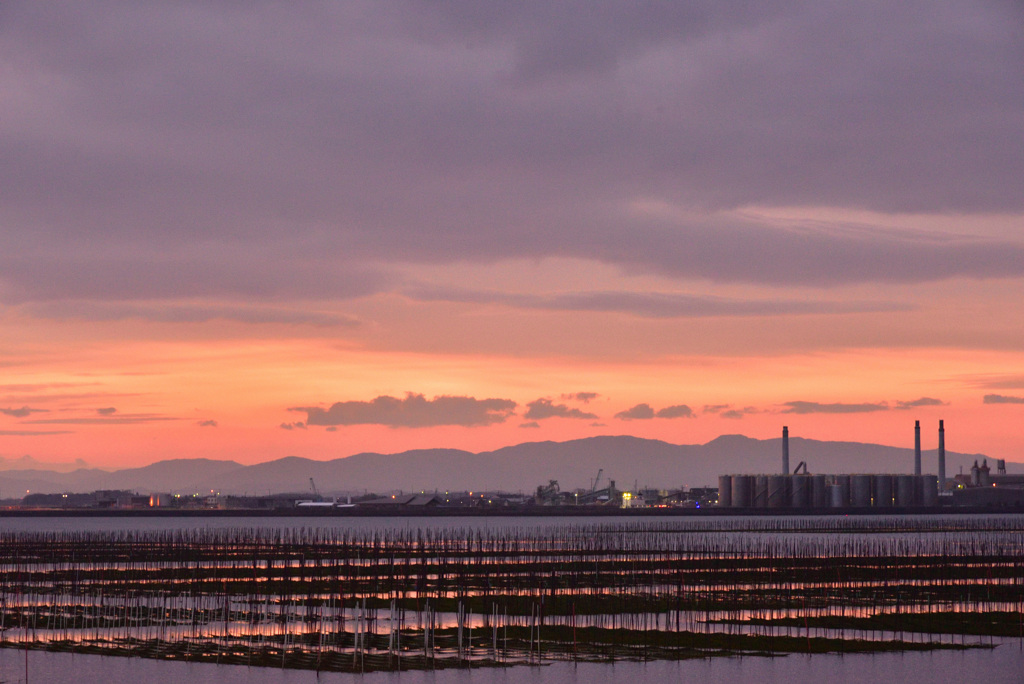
<box><xmin>851</xmin><ymin>474</ymin><xmax>873</xmax><ymax>508</ymax></box>
<box><xmin>791</xmin><ymin>475</ymin><xmax>810</xmax><ymax>508</ymax></box>
<box><xmin>718</xmin><ymin>476</ymin><xmax>733</xmax><ymax>507</ymax></box>
<box><xmin>754</xmin><ymin>475</ymin><xmax>769</xmax><ymax>508</ymax></box>
<box><xmin>829</xmin><ymin>475</ymin><xmax>851</xmax><ymax>508</ymax></box>
<box><xmin>873</xmin><ymin>475</ymin><xmax>894</xmax><ymax>508</ymax></box>
<box><xmin>767</xmin><ymin>475</ymin><xmax>788</xmax><ymax>508</ymax></box>
<box><xmin>731</xmin><ymin>475</ymin><xmax>753</xmax><ymax>508</ymax></box>
<box><xmin>895</xmin><ymin>474</ymin><xmax>917</xmax><ymax>507</ymax></box>
<box><xmin>920</xmin><ymin>475</ymin><xmax>939</xmax><ymax>507</ymax></box>
<box><xmin>811</xmin><ymin>475</ymin><xmax>828</xmax><ymax>508</ymax></box>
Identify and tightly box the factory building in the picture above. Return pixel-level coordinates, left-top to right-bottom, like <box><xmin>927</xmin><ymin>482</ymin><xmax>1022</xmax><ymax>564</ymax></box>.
<box><xmin>719</xmin><ymin>421</ymin><xmax>943</xmax><ymax>510</ymax></box>
<box><xmin>949</xmin><ymin>458</ymin><xmax>1024</xmax><ymax>507</ymax></box>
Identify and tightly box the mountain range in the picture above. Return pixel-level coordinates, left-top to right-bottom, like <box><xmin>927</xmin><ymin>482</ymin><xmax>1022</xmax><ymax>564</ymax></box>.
<box><xmin>3</xmin><ymin>434</ymin><xmax>1019</xmax><ymax>498</ymax></box>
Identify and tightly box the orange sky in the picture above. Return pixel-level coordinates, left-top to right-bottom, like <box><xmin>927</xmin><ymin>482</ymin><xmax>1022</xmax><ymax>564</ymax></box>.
<box><xmin>2</xmin><ymin>4</ymin><xmax>1023</xmax><ymax>471</ymax></box>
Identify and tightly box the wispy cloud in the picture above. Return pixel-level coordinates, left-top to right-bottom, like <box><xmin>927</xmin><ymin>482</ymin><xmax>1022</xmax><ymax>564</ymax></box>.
<box><xmin>963</xmin><ymin>375</ymin><xmax>1024</xmax><ymax>390</ymax></box>
<box><xmin>894</xmin><ymin>397</ymin><xmax>947</xmax><ymax>410</ymax></box>
<box><xmin>24</xmin><ymin>414</ymin><xmax>178</xmax><ymax>425</ymax></box>
<box><xmin>403</xmin><ymin>285</ymin><xmax>910</xmax><ymax>318</ymax></box>
<box><xmin>21</xmin><ymin>301</ymin><xmax>361</xmax><ymax>327</ymax></box>
<box><xmin>197</xmin><ymin>419</ymin><xmax>218</xmax><ymax>427</ymax></box>
<box><xmin>561</xmin><ymin>392</ymin><xmax>599</xmax><ymax>403</ymax></box>
<box><xmin>704</xmin><ymin>404</ymin><xmax>760</xmax><ymax>419</ymax></box>
<box><xmin>0</xmin><ymin>430</ymin><xmax>74</xmax><ymax>436</ymax></box>
<box><xmin>782</xmin><ymin>401</ymin><xmax>889</xmax><ymax>414</ymax></box>
<box><xmin>1</xmin><ymin>406</ymin><xmax>49</xmax><ymax>418</ymax></box>
<box><xmin>293</xmin><ymin>393</ymin><xmax>518</xmax><ymax>428</ymax></box>
<box><xmin>983</xmin><ymin>394</ymin><xmax>1024</xmax><ymax>404</ymax></box>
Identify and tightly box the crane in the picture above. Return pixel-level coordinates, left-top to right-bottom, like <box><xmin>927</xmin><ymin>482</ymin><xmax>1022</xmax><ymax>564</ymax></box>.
<box><xmin>309</xmin><ymin>478</ymin><xmax>321</xmax><ymax>500</ymax></box>
<box><xmin>592</xmin><ymin>468</ymin><xmax>603</xmax><ymax>492</ymax></box>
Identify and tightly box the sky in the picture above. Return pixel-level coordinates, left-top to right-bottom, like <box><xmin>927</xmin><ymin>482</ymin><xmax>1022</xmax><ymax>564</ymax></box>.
<box><xmin>1</xmin><ymin>1</ymin><xmax>1023</xmax><ymax>470</ymax></box>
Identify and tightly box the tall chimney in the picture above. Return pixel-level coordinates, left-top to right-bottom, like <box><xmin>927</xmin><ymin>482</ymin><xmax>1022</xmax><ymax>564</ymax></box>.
<box><xmin>914</xmin><ymin>420</ymin><xmax>921</xmax><ymax>476</ymax></box>
<box><xmin>938</xmin><ymin>420</ymin><xmax>946</xmax><ymax>492</ymax></box>
<box><xmin>782</xmin><ymin>426</ymin><xmax>790</xmax><ymax>475</ymax></box>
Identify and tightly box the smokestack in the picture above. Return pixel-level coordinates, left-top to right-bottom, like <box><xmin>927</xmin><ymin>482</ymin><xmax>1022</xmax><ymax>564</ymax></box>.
<box><xmin>782</xmin><ymin>426</ymin><xmax>790</xmax><ymax>475</ymax></box>
<box><xmin>914</xmin><ymin>420</ymin><xmax>921</xmax><ymax>476</ymax></box>
<box><xmin>938</xmin><ymin>420</ymin><xmax>946</xmax><ymax>492</ymax></box>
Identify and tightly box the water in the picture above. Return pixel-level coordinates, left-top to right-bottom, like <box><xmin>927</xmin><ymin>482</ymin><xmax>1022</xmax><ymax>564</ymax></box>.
<box><xmin>2</xmin><ymin>643</ymin><xmax>1021</xmax><ymax>684</ymax></box>
<box><xmin>0</xmin><ymin>513</ymin><xmax>1020</xmax><ymax>682</ymax></box>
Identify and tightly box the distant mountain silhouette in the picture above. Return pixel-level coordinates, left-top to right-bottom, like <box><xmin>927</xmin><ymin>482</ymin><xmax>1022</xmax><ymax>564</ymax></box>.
<box><xmin>2</xmin><ymin>435</ymin><xmax>1017</xmax><ymax>497</ymax></box>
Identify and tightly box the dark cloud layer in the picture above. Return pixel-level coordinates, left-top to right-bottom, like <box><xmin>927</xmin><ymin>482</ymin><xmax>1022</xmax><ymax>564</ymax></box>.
<box><xmin>524</xmin><ymin>398</ymin><xmax>598</xmax><ymax>420</ymax></box>
<box><xmin>1</xmin><ymin>0</ymin><xmax>1021</xmax><ymax>309</ymax></box>
<box><xmin>294</xmin><ymin>393</ymin><xmax>518</xmax><ymax>428</ymax></box>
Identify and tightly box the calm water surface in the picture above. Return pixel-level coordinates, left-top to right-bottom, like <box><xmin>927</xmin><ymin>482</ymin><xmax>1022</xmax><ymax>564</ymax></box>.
<box><xmin>0</xmin><ymin>514</ymin><xmax>1019</xmax><ymax>682</ymax></box>
<box><xmin>2</xmin><ymin>644</ymin><xmax>1021</xmax><ymax>684</ymax></box>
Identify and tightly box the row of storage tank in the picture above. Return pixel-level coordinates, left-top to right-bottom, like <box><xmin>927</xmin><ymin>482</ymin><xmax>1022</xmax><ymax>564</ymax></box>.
<box><xmin>718</xmin><ymin>474</ymin><xmax>940</xmax><ymax>509</ymax></box>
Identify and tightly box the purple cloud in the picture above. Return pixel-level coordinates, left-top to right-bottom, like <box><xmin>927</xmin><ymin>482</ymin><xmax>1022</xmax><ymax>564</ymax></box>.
<box><xmin>894</xmin><ymin>397</ymin><xmax>947</xmax><ymax>410</ymax></box>
<box><xmin>0</xmin><ymin>406</ymin><xmax>49</xmax><ymax>418</ymax></box>
<box><xmin>983</xmin><ymin>394</ymin><xmax>1024</xmax><ymax>405</ymax></box>
<box><xmin>782</xmin><ymin>401</ymin><xmax>889</xmax><ymax>414</ymax></box>
<box><xmin>561</xmin><ymin>392</ymin><xmax>599</xmax><ymax>403</ymax></box>
<box><xmin>524</xmin><ymin>398</ymin><xmax>598</xmax><ymax>420</ymax></box>
<box><xmin>655</xmin><ymin>404</ymin><xmax>694</xmax><ymax>419</ymax></box>
<box><xmin>615</xmin><ymin>404</ymin><xmax>655</xmax><ymax>421</ymax></box>
<box><xmin>0</xmin><ymin>0</ymin><xmax>1020</xmax><ymax>315</ymax></box>
<box><xmin>294</xmin><ymin>393</ymin><xmax>518</xmax><ymax>428</ymax></box>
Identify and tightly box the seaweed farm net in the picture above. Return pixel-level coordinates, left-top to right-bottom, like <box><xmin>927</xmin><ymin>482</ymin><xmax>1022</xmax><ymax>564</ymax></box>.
<box><xmin>0</xmin><ymin>515</ymin><xmax>1021</xmax><ymax>672</ymax></box>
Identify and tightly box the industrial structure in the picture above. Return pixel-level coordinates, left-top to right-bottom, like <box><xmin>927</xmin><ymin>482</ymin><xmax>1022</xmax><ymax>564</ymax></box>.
<box><xmin>719</xmin><ymin>421</ymin><xmax>943</xmax><ymax>510</ymax></box>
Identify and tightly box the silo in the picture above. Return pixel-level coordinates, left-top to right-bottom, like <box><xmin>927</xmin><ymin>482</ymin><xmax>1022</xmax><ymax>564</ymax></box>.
<box><xmin>851</xmin><ymin>475</ymin><xmax>872</xmax><ymax>507</ymax></box>
<box><xmin>920</xmin><ymin>475</ymin><xmax>939</xmax><ymax>507</ymax></box>
<box><xmin>810</xmin><ymin>475</ymin><xmax>828</xmax><ymax>508</ymax></box>
<box><xmin>873</xmin><ymin>475</ymin><xmax>894</xmax><ymax>508</ymax></box>
<box><xmin>829</xmin><ymin>475</ymin><xmax>851</xmax><ymax>508</ymax></box>
<box><xmin>767</xmin><ymin>475</ymin><xmax>788</xmax><ymax>508</ymax></box>
<box><xmin>731</xmin><ymin>475</ymin><xmax>753</xmax><ymax>508</ymax></box>
<box><xmin>754</xmin><ymin>475</ymin><xmax>769</xmax><ymax>508</ymax></box>
<box><xmin>896</xmin><ymin>475</ymin><xmax>917</xmax><ymax>507</ymax></box>
<box><xmin>718</xmin><ymin>476</ymin><xmax>733</xmax><ymax>507</ymax></box>
<box><xmin>791</xmin><ymin>475</ymin><xmax>810</xmax><ymax>508</ymax></box>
